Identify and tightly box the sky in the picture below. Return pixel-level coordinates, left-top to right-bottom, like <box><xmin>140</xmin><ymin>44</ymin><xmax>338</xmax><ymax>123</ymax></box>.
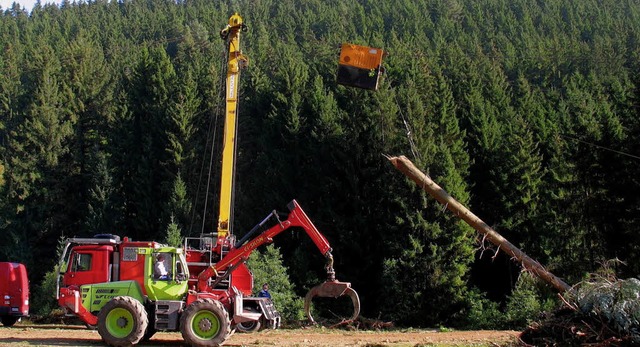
<box><xmin>0</xmin><ymin>0</ymin><xmax>58</xmax><ymax>11</ymax></box>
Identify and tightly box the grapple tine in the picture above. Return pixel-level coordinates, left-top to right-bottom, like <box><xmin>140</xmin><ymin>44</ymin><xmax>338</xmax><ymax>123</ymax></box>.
<box><xmin>304</xmin><ymin>281</ymin><xmax>360</xmax><ymax>324</ymax></box>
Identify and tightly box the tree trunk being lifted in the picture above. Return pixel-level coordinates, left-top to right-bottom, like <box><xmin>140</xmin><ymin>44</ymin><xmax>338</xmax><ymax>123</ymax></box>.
<box><xmin>387</xmin><ymin>155</ymin><xmax>571</xmax><ymax>293</ymax></box>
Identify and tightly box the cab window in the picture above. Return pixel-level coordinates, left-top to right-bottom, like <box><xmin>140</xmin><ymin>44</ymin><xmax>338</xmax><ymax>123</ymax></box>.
<box><xmin>72</xmin><ymin>253</ymin><xmax>92</xmax><ymax>272</ymax></box>
<box><xmin>153</xmin><ymin>252</ymin><xmax>171</xmax><ymax>280</ymax></box>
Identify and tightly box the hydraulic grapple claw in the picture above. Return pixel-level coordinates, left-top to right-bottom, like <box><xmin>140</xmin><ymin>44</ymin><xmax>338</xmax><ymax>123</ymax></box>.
<box><xmin>303</xmin><ymin>281</ymin><xmax>360</xmax><ymax>324</ymax></box>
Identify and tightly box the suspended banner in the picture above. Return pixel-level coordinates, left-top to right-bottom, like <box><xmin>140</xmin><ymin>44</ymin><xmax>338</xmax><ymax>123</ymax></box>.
<box><xmin>336</xmin><ymin>43</ymin><xmax>384</xmax><ymax>91</ymax></box>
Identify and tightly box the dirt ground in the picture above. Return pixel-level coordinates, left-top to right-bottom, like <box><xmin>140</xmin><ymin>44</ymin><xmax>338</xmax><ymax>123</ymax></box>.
<box><xmin>0</xmin><ymin>324</ymin><xmax>520</xmax><ymax>346</ymax></box>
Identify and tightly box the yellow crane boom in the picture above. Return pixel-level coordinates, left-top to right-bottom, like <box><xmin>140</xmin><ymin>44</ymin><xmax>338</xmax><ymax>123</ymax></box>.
<box><xmin>217</xmin><ymin>13</ymin><xmax>248</xmax><ymax>241</ymax></box>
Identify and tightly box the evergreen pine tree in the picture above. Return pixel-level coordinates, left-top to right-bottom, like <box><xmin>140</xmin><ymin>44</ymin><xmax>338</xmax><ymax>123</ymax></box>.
<box><xmin>165</xmin><ymin>215</ymin><xmax>183</xmax><ymax>248</ymax></box>
<box><xmin>117</xmin><ymin>45</ymin><xmax>176</xmax><ymax>240</ymax></box>
<box><xmin>246</xmin><ymin>244</ymin><xmax>304</xmax><ymax>321</ymax></box>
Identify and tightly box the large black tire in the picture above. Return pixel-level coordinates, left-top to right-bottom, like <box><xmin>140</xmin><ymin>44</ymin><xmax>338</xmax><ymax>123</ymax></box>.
<box><xmin>180</xmin><ymin>299</ymin><xmax>232</xmax><ymax>347</ymax></box>
<box><xmin>234</xmin><ymin>307</ymin><xmax>262</xmax><ymax>333</ymax></box>
<box><xmin>97</xmin><ymin>296</ymin><xmax>149</xmax><ymax>347</ymax></box>
<box><xmin>1</xmin><ymin>316</ymin><xmax>18</xmax><ymax>327</ymax></box>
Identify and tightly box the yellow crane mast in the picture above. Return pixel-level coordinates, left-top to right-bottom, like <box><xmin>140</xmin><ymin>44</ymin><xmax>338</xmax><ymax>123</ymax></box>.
<box><xmin>217</xmin><ymin>13</ymin><xmax>248</xmax><ymax>242</ymax></box>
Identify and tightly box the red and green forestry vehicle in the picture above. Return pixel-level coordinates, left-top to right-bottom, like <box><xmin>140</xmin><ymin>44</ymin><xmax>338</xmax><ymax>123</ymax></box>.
<box><xmin>56</xmin><ymin>201</ymin><xmax>359</xmax><ymax>346</ymax></box>
<box><xmin>0</xmin><ymin>262</ymin><xmax>29</xmax><ymax>327</ymax></box>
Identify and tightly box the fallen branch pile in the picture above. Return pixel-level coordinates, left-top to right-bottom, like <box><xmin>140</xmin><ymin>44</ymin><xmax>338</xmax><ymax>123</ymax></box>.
<box><xmin>311</xmin><ymin>316</ymin><xmax>393</xmax><ymax>331</ymax></box>
<box><xmin>519</xmin><ymin>307</ymin><xmax>627</xmax><ymax>346</ymax></box>
<box><xmin>520</xmin><ymin>278</ymin><xmax>640</xmax><ymax>346</ymax></box>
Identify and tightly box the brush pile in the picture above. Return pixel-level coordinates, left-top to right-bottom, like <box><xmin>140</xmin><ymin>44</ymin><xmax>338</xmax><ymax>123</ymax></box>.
<box><xmin>520</xmin><ymin>278</ymin><xmax>640</xmax><ymax>346</ymax></box>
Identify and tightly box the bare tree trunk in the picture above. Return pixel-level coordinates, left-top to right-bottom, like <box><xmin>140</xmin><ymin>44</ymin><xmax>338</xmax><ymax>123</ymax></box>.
<box><xmin>388</xmin><ymin>155</ymin><xmax>571</xmax><ymax>293</ymax></box>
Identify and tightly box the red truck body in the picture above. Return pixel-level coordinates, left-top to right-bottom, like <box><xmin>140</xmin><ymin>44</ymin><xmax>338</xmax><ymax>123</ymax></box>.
<box><xmin>0</xmin><ymin>262</ymin><xmax>29</xmax><ymax>327</ymax></box>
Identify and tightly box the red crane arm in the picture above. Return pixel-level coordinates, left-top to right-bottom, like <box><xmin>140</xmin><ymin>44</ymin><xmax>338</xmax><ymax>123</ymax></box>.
<box><xmin>197</xmin><ymin>200</ymin><xmax>333</xmax><ymax>292</ymax></box>
<box><xmin>284</xmin><ymin>200</ymin><xmax>332</xmax><ymax>255</ymax></box>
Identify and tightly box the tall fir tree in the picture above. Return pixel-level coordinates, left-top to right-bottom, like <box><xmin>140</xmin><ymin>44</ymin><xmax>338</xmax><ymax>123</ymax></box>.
<box><xmin>115</xmin><ymin>45</ymin><xmax>176</xmax><ymax>240</ymax></box>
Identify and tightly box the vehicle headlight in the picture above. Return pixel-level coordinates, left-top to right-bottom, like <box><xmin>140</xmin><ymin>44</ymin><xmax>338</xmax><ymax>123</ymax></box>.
<box><xmin>3</xmin><ymin>295</ymin><xmax>10</xmax><ymax>300</ymax></box>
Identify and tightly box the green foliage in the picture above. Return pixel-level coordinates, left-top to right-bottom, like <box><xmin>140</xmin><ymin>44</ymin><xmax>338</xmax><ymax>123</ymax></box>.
<box><xmin>165</xmin><ymin>215</ymin><xmax>183</xmax><ymax>248</ymax></box>
<box><xmin>30</xmin><ymin>269</ymin><xmax>59</xmax><ymax>316</ymax></box>
<box><xmin>504</xmin><ymin>273</ymin><xmax>557</xmax><ymax>329</ymax></box>
<box><xmin>0</xmin><ymin>162</ymin><xmax>4</xmax><ymax>188</ymax></box>
<box><xmin>464</xmin><ymin>289</ymin><xmax>506</xmax><ymax>329</ymax></box>
<box><xmin>32</xmin><ymin>237</ymin><xmax>70</xmax><ymax>316</ymax></box>
<box><xmin>466</xmin><ymin>273</ymin><xmax>559</xmax><ymax>330</ymax></box>
<box><xmin>246</xmin><ymin>244</ymin><xmax>304</xmax><ymax>322</ymax></box>
<box><xmin>166</xmin><ymin>173</ymin><xmax>191</xmax><ymax>234</ymax></box>
<box><xmin>84</xmin><ymin>150</ymin><xmax>118</xmax><ymax>235</ymax></box>
<box><xmin>0</xmin><ymin>0</ymin><xmax>639</xmax><ymax>327</ymax></box>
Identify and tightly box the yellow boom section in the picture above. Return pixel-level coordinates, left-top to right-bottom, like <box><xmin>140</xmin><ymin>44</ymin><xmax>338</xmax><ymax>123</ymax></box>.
<box><xmin>218</xmin><ymin>13</ymin><xmax>248</xmax><ymax>240</ymax></box>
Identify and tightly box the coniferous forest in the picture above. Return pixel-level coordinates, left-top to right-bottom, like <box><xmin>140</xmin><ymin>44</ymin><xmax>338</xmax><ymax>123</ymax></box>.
<box><xmin>1</xmin><ymin>0</ymin><xmax>640</xmax><ymax>328</ymax></box>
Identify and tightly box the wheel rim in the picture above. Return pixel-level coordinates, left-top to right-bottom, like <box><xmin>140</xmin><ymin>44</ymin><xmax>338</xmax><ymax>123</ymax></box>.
<box><xmin>191</xmin><ymin>310</ymin><xmax>221</xmax><ymax>340</ymax></box>
<box><xmin>105</xmin><ymin>307</ymin><xmax>134</xmax><ymax>338</ymax></box>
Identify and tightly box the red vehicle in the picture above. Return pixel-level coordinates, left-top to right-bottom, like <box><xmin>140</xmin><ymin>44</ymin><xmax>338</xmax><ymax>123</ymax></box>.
<box><xmin>56</xmin><ymin>201</ymin><xmax>358</xmax><ymax>346</ymax></box>
<box><xmin>0</xmin><ymin>262</ymin><xmax>29</xmax><ymax>327</ymax></box>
